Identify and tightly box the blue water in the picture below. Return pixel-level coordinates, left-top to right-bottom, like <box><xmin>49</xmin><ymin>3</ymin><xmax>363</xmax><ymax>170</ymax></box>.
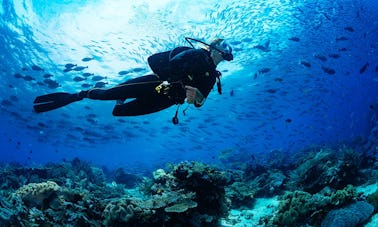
<box><xmin>1</xmin><ymin>0</ymin><xmax>377</xmax><ymax>172</ymax></box>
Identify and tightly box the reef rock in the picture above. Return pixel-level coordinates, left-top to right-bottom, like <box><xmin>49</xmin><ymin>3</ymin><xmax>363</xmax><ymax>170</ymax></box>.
<box><xmin>13</xmin><ymin>181</ymin><xmax>60</xmax><ymax>209</ymax></box>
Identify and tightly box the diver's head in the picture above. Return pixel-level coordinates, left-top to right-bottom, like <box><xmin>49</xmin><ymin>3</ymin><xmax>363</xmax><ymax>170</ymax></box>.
<box><xmin>209</xmin><ymin>38</ymin><xmax>234</xmax><ymax>62</ymax></box>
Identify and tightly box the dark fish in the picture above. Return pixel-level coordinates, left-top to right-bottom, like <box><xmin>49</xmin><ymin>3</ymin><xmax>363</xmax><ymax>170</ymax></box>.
<box><xmin>376</xmin><ymin>66</ymin><xmax>378</xmax><ymax>72</ymax></box>
<box><xmin>338</xmin><ymin>48</ymin><xmax>348</xmax><ymax>52</ymax></box>
<box><xmin>73</xmin><ymin>66</ymin><xmax>88</xmax><ymax>71</ymax></box>
<box><xmin>22</xmin><ymin>67</ymin><xmax>28</xmax><ymax>71</ymax></box>
<box><xmin>37</xmin><ymin>122</ymin><xmax>48</xmax><ymax>128</ymax></box>
<box><xmin>82</xmin><ymin>57</ymin><xmax>94</xmax><ymax>62</ymax></box>
<box><xmin>94</xmin><ymin>82</ymin><xmax>107</xmax><ymax>88</ymax></box>
<box><xmin>258</xmin><ymin>68</ymin><xmax>271</xmax><ymax>74</ymax></box>
<box><xmin>274</xmin><ymin>78</ymin><xmax>283</xmax><ymax>82</ymax></box>
<box><xmin>266</xmin><ymin>89</ymin><xmax>277</xmax><ymax>93</ymax></box>
<box><xmin>10</xmin><ymin>95</ymin><xmax>18</xmax><ymax>101</ymax></box>
<box><xmin>253</xmin><ymin>73</ymin><xmax>258</xmax><ymax>79</ymax></box>
<box><xmin>81</xmin><ymin>83</ymin><xmax>92</xmax><ymax>88</ymax></box>
<box><xmin>241</xmin><ymin>37</ymin><xmax>253</xmax><ymax>43</ymax></box>
<box><xmin>253</xmin><ymin>40</ymin><xmax>270</xmax><ymax>52</ymax></box>
<box><xmin>63</xmin><ymin>68</ymin><xmax>72</xmax><ymax>73</ymax></box>
<box><xmin>23</xmin><ymin>75</ymin><xmax>35</xmax><ymax>81</ymax></box>
<box><xmin>328</xmin><ymin>54</ymin><xmax>340</xmax><ymax>59</ymax></box>
<box><xmin>14</xmin><ymin>73</ymin><xmax>23</xmax><ymax>78</ymax></box>
<box><xmin>1</xmin><ymin>99</ymin><xmax>13</xmax><ymax>106</ymax></box>
<box><xmin>230</xmin><ymin>90</ymin><xmax>234</xmax><ymax>97</ymax></box>
<box><xmin>360</xmin><ymin>62</ymin><xmax>369</xmax><ymax>74</ymax></box>
<box><xmin>92</xmin><ymin>75</ymin><xmax>106</xmax><ymax>81</ymax></box>
<box><xmin>336</xmin><ymin>36</ymin><xmax>348</xmax><ymax>41</ymax></box>
<box><xmin>31</xmin><ymin>65</ymin><xmax>44</xmax><ymax>71</ymax></box>
<box><xmin>301</xmin><ymin>61</ymin><xmax>311</xmax><ymax>68</ymax></box>
<box><xmin>314</xmin><ymin>54</ymin><xmax>327</xmax><ymax>62</ymax></box>
<box><xmin>322</xmin><ymin>66</ymin><xmax>336</xmax><ymax>75</ymax></box>
<box><xmin>73</xmin><ymin>76</ymin><xmax>86</xmax><ymax>82</ymax></box>
<box><xmin>288</xmin><ymin>37</ymin><xmax>300</xmax><ymax>42</ymax></box>
<box><xmin>43</xmin><ymin>79</ymin><xmax>60</xmax><ymax>89</ymax></box>
<box><xmin>285</xmin><ymin>118</ymin><xmax>292</xmax><ymax>123</ymax></box>
<box><xmin>43</xmin><ymin>73</ymin><xmax>53</xmax><ymax>78</ymax></box>
<box><xmin>65</xmin><ymin>63</ymin><xmax>77</xmax><ymax>68</ymax></box>
<box><xmin>344</xmin><ymin>27</ymin><xmax>355</xmax><ymax>32</ymax></box>
<box><xmin>132</xmin><ymin>67</ymin><xmax>145</xmax><ymax>73</ymax></box>
<box><xmin>118</xmin><ymin>70</ymin><xmax>130</xmax><ymax>75</ymax></box>
<box><xmin>82</xmin><ymin>73</ymin><xmax>94</xmax><ymax>77</ymax></box>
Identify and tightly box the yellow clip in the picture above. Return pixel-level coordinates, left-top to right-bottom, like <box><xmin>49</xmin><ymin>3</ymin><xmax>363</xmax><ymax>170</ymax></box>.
<box><xmin>155</xmin><ymin>81</ymin><xmax>170</xmax><ymax>94</ymax></box>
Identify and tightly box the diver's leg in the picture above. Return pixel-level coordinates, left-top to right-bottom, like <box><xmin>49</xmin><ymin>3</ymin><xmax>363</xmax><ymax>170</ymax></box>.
<box><xmin>112</xmin><ymin>95</ymin><xmax>174</xmax><ymax>116</ymax></box>
<box><xmin>80</xmin><ymin>74</ymin><xmax>162</xmax><ymax>100</ymax></box>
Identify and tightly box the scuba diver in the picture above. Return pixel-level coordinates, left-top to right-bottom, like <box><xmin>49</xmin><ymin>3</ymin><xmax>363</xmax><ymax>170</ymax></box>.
<box><xmin>33</xmin><ymin>37</ymin><xmax>233</xmax><ymax>124</ymax></box>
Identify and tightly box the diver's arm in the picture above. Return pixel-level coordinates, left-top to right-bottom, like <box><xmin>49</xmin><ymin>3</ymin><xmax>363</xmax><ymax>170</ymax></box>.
<box><xmin>185</xmin><ymin>86</ymin><xmax>205</xmax><ymax>107</ymax></box>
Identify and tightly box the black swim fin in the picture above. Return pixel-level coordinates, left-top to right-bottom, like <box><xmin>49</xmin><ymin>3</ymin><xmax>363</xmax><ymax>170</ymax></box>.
<box><xmin>33</xmin><ymin>92</ymin><xmax>82</xmax><ymax>113</ymax></box>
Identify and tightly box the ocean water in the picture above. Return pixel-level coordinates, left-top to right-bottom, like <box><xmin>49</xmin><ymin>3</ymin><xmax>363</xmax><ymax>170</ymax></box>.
<box><xmin>0</xmin><ymin>0</ymin><xmax>377</xmax><ymax>172</ymax></box>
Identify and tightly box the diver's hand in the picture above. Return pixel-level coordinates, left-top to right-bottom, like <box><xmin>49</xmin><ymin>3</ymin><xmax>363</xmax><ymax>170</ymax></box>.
<box><xmin>185</xmin><ymin>86</ymin><xmax>204</xmax><ymax>106</ymax></box>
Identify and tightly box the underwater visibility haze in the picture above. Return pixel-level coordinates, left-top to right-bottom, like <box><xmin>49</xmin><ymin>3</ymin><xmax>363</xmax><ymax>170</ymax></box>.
<box><xmin>1</xmin><ymin>0</ymin><xmax>378</xmax><ymax>225</ymax></box>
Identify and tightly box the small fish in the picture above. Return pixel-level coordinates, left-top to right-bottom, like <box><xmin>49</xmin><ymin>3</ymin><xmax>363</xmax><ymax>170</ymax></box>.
<box><xmin>94</xmin><ymin>82</ymin><xmax>107</xmax><ymax>88</ymax></box>
<box><xmin>65</xmin><ymin>63</ymin><xmax>77</xmax><ymax>68</ymax></box>
<box><xmin>43</xmin><ymin>79</ymin><xmax>60</xmax><ymax>89</ymax></box>
<box><xmin>73</xmin><ymin>66</ymin><xmax>88</xmax><ymax>71</ymax></box>
<box><xmin>22</xmin><ymin>67</ymin><xmax>28</xmax><ymax>71</ymax></box>
<box><xmin>253</xmin><ymin>40</ymin><xmax>270</xmax><ymax>52</ymax></box>
<box><xmin>43</xmin><ymin>73</ymin><xmax>53</xmax><ymax>78</ymax></box>
<box><xmin>14</xmin><ymin>73</ymin><xmax>23</xmax><ymax>78</ymax></box>
<box><xmin>118</xmin><ymin>70</ymin><xmax>130</xmax><ymax>75</ymax></box>
<box><xmin>344</xmin><ymin>27</ymin><xmax>355</xmax><ymax>32</ymax></box>
<box><xmin>360</xmin><ymin>62</ymin><xmax>369</xmax><ymax>74</ymax></box>
<box><xmin>336</xmin><ymin>36</ymin><xmax>348</xmax><ymax>41</ymax></box>
<box><xmin>285</xmin><ymin>118</ymin><xmax>292</xmax><ymax>123</ymax></box>
<box><xmin>288</xmin><ymin>37</ymin><xmax>300</xmax><ymax>42</ymax></box>
<box><xmin>314</xmin><ymin>54</ymin><xmax>327</xmax><ymax>62</ymax></box>
<box><xmin>82</xmin><ymin>73</ymin><xmax>94</xmax><ymax>77</ymax></box>
<box><xmin>230</xmin><ymin>90</ymin><xmax>234</xmax><ymax>97</ymax></box>
<box><xmin>92</xmin><ymin>75</ymin><xmax>106</xmax><ymax>81</ymax></box>
<box><xmin>266</xmin><ymin>89</ymin><xmax>277</xmax><ymax>94</ymax></box>
<box><xmin>73</xmin><ymin>76</ymin><xmax>86</xmax><ymax>82</ymax></box>
<box><xmin>1</xmin><ymin>99</ymin><xmax>13</xmax><ymax>106</ymax></box>
<box><xmin>10</xmin><ymin>95</ymin><xmax>18</xmax><ymax>101</ymax></box>
<box><xmin>300</xmin><ymin>61</ymin><xmax>311</xmax><ymax>68</ymax></box>
<box><xmin>82</xmin><ymin>57</ymin><xmax>94</xmax><ymax>62</ymax></box>
<box><xmin>132</xmin><ymin>67</ymin><xmax>145</xmax><ymax>73</ymax></box>
<box><xmin>23</xmin><ymin>75</ymin><xmax>35</xmax><ymax>81</ymax></box>
<box><xmin>258</xmin><ymin>68</ymin><xmax>271</xmax><ymax>74</ymax></box>
<box><xmin>63</xmin><ymin>68</ymin><xmax>72</xmax><ymax>73</ymax></box>
<box><xmin>274</xmin><ymin>78</ymin><xmax>283</xmax><ymax>82</ymax></box>
<box><xmin>31</xmin><ymin>65</ymin><xmax>44</xmax><ymax>71</ymax></box>
<box><xmin>81</xmin><ymin>83</ymin><xmax>92</xmax><ymax>88</ymax></box>
<box><xmin>253</xmin><ymin>73</ymin><xmax>258</xmax><ymax>79</ymax></box>
<box><xmin>322</xmin><ymin>66</ymin><xmax>336</xmax><ymax>75</ymax></box>
<box><xmin>328</xmin><ymin>54</ymin><xmax>340</xmax><ymax>59</ymax></box>
<box><xmin>376</xmin><ymin>66</ymin><xmax>378</xmax><ymax>72</ymax></box>
<box><xmin>338</xmin><ymin>48</ymin><xmax>348</xmax><ymax>52</ymax></box>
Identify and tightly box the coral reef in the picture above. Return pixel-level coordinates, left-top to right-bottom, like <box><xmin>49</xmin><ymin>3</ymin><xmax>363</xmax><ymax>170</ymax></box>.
<box><xmin>288</xmin><ymin>147</ymin><xmax>362</xmax><ymax>193</ymax></box>
<box><xmin>367</xmin><ymin>188</ymin><xmax>378</xmax><ymax>212</ymax></box>
<box><xmin>267</xmin><ymin>185</ymin><xmax>361</xmax><ymax>226</ymax></box>
<box><xmin>321</xmin><ymin>201</ymin><xmax>374</xmax><ymax>227</ymax></box>
<box><xmin>0</xmin><ymin>160</ymin><xmax>230</xmax><ymax>226</ymax></box>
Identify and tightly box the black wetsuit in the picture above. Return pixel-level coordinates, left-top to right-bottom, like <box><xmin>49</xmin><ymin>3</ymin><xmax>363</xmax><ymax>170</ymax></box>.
<box><xmin>87</xmin><ymin>47</ymin><xmax>220</xmax><ymax>116</ymax></box>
